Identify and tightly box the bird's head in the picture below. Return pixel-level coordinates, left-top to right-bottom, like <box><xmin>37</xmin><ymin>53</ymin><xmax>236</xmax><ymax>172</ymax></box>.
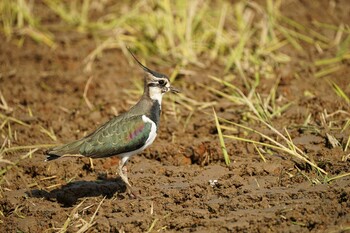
<box><xmin>128</xmin><ymin>48</ymin><xmax>180</xmax><ymax>103</ymax></box>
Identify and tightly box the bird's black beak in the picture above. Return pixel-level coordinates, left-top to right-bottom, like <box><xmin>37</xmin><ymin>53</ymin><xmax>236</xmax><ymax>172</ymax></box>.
<box><xmin>169</xmin><ymin>86</ymin><xmax>180</xmax><ymax>94</ymax></box>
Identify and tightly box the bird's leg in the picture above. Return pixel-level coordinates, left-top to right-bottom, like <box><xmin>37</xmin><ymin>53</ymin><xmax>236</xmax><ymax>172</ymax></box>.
<box><xmin>117</xmin><ymin>157</ymin><xmax>137</xmax><ymax>198</ymax></box>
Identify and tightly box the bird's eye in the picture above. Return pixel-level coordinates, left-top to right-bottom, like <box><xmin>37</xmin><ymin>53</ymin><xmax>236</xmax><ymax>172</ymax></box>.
<box><xmin>158</xmin><ymin>80</ymin><xmax>165</xmax><ymax>85</ymax></box>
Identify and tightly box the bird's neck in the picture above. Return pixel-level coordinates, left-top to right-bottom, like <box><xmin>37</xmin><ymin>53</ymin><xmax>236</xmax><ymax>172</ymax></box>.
<box><xmin>148</xmin><ymin>99</ymin><xmax>161</xmax><ymax>127</ymax></box>
<box><xmin>130</xmin><ymin>88</ymin><xmax>162</xmax><ymax>127</ymax></box>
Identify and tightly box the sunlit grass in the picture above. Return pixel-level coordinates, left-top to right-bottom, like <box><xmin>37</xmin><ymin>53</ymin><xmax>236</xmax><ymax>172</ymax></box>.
<box><xmin>44</xmin><ymin>0</ymin><xmax>90</xmax><ymax>30</ymax></box>
<box><xmin>207</xmin><ymin>75</ymin><xmax>292</xmax><ymax>121</ymax></box>
<box><xmin>208</xmin><ymin>69</ymin><xmax>350</xmax><ymax>181</ymax></box>
<box><xmin>0</xmin><ymin>0</ymin><xmax>56</xmax><ymax>47</ymax></box>
<box><xmin>1</xmin><ymin>0</ymin><xmax>349</xmax><ymax>76</ymax></box>
<box><xmin>330</xmin><ymin>81</ymin><xmax>350</xmax><ymax>104</ymax></box>
<box><xmin>213</xmin><ymin>108</ymin><xmax>230</xmax><ymax>165</ymax></box>
<box><xmin>0</xmin><ymin>3</ymin><xmax>349</xmax><ymax>233</ymax></box>
<box><xmin>39</xmin><ymin>0</ymin><xmax>291</xmax><ymax>75</ymax></box>
<box><xmin>207</xmin><ymin>74</ymin><xmax>330</xmax><ymax>176</ymax></box>
<box><xmin>212</xmin><ymin>79</ymin><xmax>350</xmax><ymax>182</ymax></box>
<box><xmin>1</xmin><ymin>0</ymin><xmax>349</xmax><ymax>183</ymax></box>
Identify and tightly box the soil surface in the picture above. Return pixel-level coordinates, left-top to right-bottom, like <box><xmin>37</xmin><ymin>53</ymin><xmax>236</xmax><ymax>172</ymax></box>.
<box><xmin>1</xmin><ymin>1</ymin><xmax>350</xmax><ymax>232</ymax></box>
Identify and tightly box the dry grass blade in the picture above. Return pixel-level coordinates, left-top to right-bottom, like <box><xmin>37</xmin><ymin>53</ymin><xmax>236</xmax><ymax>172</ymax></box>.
<box><xmin>146</xmin><ymin>213</ymin><xmax>172</xmax><ymax>233</ymax></box>
<box><xmin>213</xmin><ymin>108</ymin><xmax>230</xmax><ymax>165</ymax></box>
<box><xmin>39</xmin><ymin>125</ymin><xmax>57</xmax><ymax>141</ymax></box>
<box><xmin>315</xmin><ymin>65</ymin><xmax>342</xmax><ymax>78</ymax></box>
<box><xmin>0</xmin><ymin>137</ymin><xmax>8</xmax><ymax>155</ymax></box>
<box><xmin>329</xmin><ymin>81</ymin><xmax>350</xmax><ymax>104</ymax></box>
<box><xmin>58</xmin><ymin>199</ymin><xmax>86</xmax><ymax>233</ymax></box>
<box><xmin>0</xmin><ymin>154</ymin><xmax>14</xmax><ymax>165</ymax></box>
<box><xmin>253</xmin><ymin>143</ymin><xmax>266</xmax><ymax>162</ymax></box>
<box><xmin>0</xmin><ymin>148</ymin><xmax>38</xmax><ymax>177</ymax></box>
<box><xmin>146</xmin><ymin>218</ymin><xmax>159</xmax><ymax>233</ymax></box>
<box><xmin>2</xmin><ymin>144</ymin><xmax>56</xmax><ymax>154</ymax></box>
<box><xmin>315</xmin><ymin>53</ymin><xmax>350</xmax><ymax>66</ymax></box>
<box><xmin>281</xmin><ymin>16</ymin><xmax>330</xmax><ymax>43</ymax></box>
<box><xmin>344</xmin><ymin>135</ymin><xmax>350</xmax><ymax>153</ymax></box>
<box><xmin>83</xmin><ymin>75</ymin><xmax>95</xmax><ymax>111</ymax></box>
<box><xmin>0</xmin><ymin>90</ymin><xmax>13</xmax><ymax>113</ymax></box>
<box><xmin>204</xmin><ymin>85</ymin><xmax>243</xmax><ymax>105</ymax></box>
<box><xmin>325</xmin><ymin>172</ymin><xmax>350</xmax><ymax>183</ymax></box>
<box><xmin>76</xmin><ymin>197</ymin><xmax>105</xmax><ymax>233</ymax></box>
<box><xmin>0</xmin><ymin>113</ymin><xmax>30</xmax><ymax>127</ymax></box>
<box><xmin>18</xmin><ymin>27</ymin><xmax>56</xmax><ymax>48</ymax></box>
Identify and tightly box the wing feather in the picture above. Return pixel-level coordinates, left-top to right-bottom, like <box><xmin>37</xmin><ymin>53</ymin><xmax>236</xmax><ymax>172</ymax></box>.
<box><xmin>79</xmin><ymin>115</ymin><xmax>152</xmax><ymax>158</ymax></box>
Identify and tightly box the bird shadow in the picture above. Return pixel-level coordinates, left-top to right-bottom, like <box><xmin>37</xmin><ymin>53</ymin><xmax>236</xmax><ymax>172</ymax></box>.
<box><xmin>27</xmin><ymin>176</ymin><xmax>126</xmax><ymax>207</ymax></box>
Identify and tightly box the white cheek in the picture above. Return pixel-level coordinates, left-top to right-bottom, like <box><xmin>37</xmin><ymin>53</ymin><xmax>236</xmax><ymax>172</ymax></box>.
<box><xmin>149</xmin><ymin>87</ymin><xmax>164</xmax><ymax>106</ymax></box>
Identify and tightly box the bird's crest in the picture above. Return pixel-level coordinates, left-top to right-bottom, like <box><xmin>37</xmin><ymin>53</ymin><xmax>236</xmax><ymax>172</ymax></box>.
<box><xmin>127</xmin><ymin>47</ymin><xmax>167</xmax><ymax>79</ymax></box>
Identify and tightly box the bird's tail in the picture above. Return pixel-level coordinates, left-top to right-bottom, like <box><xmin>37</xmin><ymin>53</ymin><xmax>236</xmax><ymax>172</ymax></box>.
<box><xmin>45</xmin><ymin>139</ymin><xmax>85</xmax><ymax>161</ymax></box>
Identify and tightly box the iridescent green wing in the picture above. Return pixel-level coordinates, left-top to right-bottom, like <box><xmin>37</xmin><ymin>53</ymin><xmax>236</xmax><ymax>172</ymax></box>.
<box><xmin>79</xmin><ymin>115</ymin><xmax>152</xmax><ymax>158</ymax></box>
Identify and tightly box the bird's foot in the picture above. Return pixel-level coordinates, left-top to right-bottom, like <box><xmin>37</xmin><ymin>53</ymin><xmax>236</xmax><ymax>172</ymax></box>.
<box><xmin>117</xmin><ymin>163</ymin><xmax>143</xmax><ymax>199</ymax></box>
<box><xmin>127</xmin><ymin>188</ymin><xmax>139</xmax><ymax>199</ymax></box>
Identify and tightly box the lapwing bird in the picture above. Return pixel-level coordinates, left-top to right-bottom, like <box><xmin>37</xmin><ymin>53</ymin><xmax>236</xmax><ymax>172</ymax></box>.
<box><xmin>46</xmin><ymin>49</ymin><xmax>179</xmax><ymax>197</ymax></box>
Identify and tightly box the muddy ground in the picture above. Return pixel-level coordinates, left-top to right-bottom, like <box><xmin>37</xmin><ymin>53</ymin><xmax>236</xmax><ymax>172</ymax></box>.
<box><xmin>1</xmin><ymin>0</ymin><xmax>350</xmax><ymax>232</ymax></box>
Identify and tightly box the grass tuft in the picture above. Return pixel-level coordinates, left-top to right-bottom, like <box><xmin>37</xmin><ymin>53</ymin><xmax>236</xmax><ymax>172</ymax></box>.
<box><xmin>0</xmin><ymin>0</ymin><xmax>56</xmax><ymax>47</ymax></box>
<box><xmin>209</xmin><ymin>74</ymin><xmax>328</xmax><ymax>176</ymax></box>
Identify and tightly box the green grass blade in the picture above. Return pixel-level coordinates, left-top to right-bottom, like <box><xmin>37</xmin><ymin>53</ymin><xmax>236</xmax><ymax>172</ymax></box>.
<box><xmin>213</xmin><ymin>108</ymin><xmax>230</xmax><ymax>165</ymax></box>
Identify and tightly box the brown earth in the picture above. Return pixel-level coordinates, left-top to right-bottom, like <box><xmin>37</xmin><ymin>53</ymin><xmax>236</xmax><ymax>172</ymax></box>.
<box><xmin>1</xmin><ymin>1</ymin><xmax>350</xmax><ymax>232</ymax></box>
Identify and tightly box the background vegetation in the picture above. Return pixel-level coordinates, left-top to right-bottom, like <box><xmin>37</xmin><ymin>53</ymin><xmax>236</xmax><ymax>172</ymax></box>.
<box><xmin>1</xmin><ymin>0</ymin><xmax>349</xmax><ymax>231</ymax></box>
